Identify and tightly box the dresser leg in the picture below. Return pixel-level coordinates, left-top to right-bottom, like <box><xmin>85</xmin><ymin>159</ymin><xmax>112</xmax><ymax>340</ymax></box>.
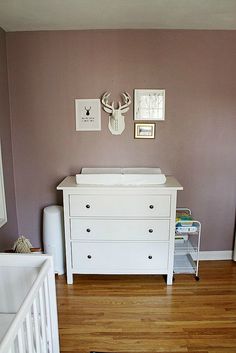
<box><xmin>67</xmin><ymin>272</ymin><xmax>73</xmax><ymax>285</ymax></box>
<box><xmin>166</xmin><ymin>273</ymin><xmax>173</xmax><ymax>285</ymax></box>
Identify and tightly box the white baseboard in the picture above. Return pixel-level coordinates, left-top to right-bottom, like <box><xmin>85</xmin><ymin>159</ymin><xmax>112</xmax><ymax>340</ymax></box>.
<box><xmin>198</xmin><ymin>250</ymin><xmax>233</xmax><ymax>261</ymax></box>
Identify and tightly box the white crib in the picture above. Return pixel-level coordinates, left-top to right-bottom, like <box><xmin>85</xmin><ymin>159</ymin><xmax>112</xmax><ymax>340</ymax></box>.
<box><xmin>0</xmin><ymin>254</ymin><xmax>60</xmax><ymax>353</ymax></box>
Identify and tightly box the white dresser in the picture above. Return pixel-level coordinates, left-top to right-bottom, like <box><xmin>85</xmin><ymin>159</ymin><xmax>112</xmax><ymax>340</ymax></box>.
<box><xmin>57</xmin><ymin>176</ymin><xmax>183</xmax><ymax>285</ymax></box>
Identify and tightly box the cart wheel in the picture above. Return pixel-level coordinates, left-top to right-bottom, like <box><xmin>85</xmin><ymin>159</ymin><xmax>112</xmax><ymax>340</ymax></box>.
<box><xmin>195</xmin><ymin>275</ymin><xmax>200</xmax><ymax>281</ymax></box>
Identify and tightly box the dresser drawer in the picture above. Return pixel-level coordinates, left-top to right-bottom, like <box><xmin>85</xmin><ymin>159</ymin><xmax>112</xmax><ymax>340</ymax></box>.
<box><xmin>71</xmin><ymin>242</ymin><xmax>169</xmax><ymax>272</ymax></box>
<box><xmin>70</xmin><ymin>219</ymin><xmax>170</xmax><ymax>241</ymax></box>
<box><xmin>69</xmin><ymin>194</ymin><xmax>171</xmax><ymax>217</ymax></box>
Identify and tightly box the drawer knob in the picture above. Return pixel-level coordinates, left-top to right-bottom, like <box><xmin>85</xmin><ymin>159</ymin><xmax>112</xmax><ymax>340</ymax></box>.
<box><xmin>87</xmin><ymin>255</ymin><xmax>92</xmax><ymax>259</ymax></box>
<box><xmin>148</xmin><ymin>229</ymin><xmax>153</xmax><ymax>233</ymax></box>
<box><xmin>86</xmin><ymin>204</ymin><xmax>90</xmax><ymax>209</ymax></box>
<box><xmin>86</xmin><ymin>228</ymin><xmax>91</xmax><ymax>233</ymax></box>
<box><xmin>149</xmin><ymin>205</ymin><xmax>154</xmax><ymax>209</ymax></box>
<box><xmin>148</xmin><ymin>255</ymin><xmax>153</xmax><ymax>260</ymax></box>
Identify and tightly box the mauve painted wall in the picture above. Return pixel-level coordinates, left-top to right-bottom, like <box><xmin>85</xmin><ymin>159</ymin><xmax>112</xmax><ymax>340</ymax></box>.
<box><xmin>6</xmin><ymin>30</ymin><xmax>236</xmax><ymax>251</ymax></box>
<box><xmin>0</xmin><ymin>28</ymin><xmax>18</xmax><ymax>250</ymax></box>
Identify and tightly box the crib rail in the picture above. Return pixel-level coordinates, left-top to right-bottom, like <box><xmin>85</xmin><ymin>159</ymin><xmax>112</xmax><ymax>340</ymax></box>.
<box><xmin>0</xmin><ymin>256</ymin><xmax>60</xmax><ymax>353</ymax></box>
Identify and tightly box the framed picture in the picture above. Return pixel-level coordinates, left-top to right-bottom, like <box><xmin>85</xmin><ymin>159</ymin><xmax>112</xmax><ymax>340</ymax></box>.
<box><xmin>134</xmin><ymin>89</ymin><xmax>165</xmax><ymax>121</ymax></box>
<box><xmin>134</xmin><ymin>123</ymin><xmax>156</xmax><ymax>139</ymax></box>
<box><xmin>75</xmin><ymin>99</ymin><xmax>101</xmax><ymax>131</ymax></box>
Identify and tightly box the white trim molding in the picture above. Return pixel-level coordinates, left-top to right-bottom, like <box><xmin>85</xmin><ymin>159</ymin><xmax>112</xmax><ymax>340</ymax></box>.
<box><xmin>0</xmin><ymin>141</ymin><xmax>7</xmax><ymax>228</ymax></box>
<box><xmin>198</xmin><ymin>251</ymin><xmax>233</xmax><ymax>261</ymax></box>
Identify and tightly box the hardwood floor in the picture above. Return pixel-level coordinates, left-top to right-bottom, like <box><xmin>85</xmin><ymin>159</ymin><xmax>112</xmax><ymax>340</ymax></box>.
<box><xmin>56</xmin><ymin>261</ymin><xmax>236</xmax><ymax>353</ymax></box>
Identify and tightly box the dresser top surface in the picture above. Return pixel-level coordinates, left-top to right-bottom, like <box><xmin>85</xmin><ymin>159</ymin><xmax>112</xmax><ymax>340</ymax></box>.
<box><xmin>57</xmin><ymin>176</ymin><xmax>183</xmax><ymax>190</ymax></box>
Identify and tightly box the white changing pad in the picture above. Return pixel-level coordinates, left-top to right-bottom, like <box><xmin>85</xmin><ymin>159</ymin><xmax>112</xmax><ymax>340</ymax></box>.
<box><xmin>76</xmin><ymin>167</ymin><xmax>167</xmax><ymax>185</ymax></box>
<box><xmin>0</xmin><ymin>313</ymin><xmax>15</xmax><ymax>342</ymax></box>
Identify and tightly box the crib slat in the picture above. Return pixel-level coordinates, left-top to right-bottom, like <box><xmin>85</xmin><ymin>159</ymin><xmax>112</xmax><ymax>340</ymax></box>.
<box><xmin>43</xmin><ymin>277</ymin><xmax>53</xmax><ymax>353</ymax></box>
<box><xmin>16</xmin><ymin>327</ymin><xmax>24</xmax><ymax>353</ymax></box>
<box><xmin>33</xmin><ymin>298</ymin><xmax>41</xmax><ymax>353</ymax></box>
<box><xmin>0</xmin><ymin>256</ymin><xmax>59</xmax><ymax>353</ymax></box>
<box><xmin>39</xmin><ymin>287</ymin><xmax>47</xmax><ymax>352</ymax></box>
<box><xmin>25</xmin><ymin>312</ymin><xmax>34</xmax><ymax>353</ymax></box>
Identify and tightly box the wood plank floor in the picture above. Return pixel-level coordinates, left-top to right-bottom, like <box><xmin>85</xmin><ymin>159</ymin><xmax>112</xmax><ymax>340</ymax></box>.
<box><xmin>56</xmin><ymin>261</ymin><xmax>236</xmax><ymax>353</ymax></box>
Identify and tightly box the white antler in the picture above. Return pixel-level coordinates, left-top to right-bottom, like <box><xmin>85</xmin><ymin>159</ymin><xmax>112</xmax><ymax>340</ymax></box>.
<box><xmin>118</xmin><ymin>92</ymin><xmax>131</xmax><ymax>111</ymax></box>
<box><xmin>101</xmin><ymin>92</ymin><xmax>114</xmax><ymax>113</ymax></box>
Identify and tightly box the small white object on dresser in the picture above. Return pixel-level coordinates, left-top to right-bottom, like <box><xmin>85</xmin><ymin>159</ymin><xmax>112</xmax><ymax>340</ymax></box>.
<box><xmin>57</xmin><ymin>170</ymin><xmax>183</xmax><ymax>285</ymax></box>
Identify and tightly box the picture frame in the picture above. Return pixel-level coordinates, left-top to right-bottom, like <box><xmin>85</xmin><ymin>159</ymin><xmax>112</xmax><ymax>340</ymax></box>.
<box><xmin>134</xmin><ymin>123</ymin><xmax>156</xmax><ymax>139</ymax></box>
<box><xmin>134</xmin><ymin>89</ymin><xmax>165</xmax><ymax>121</ymax></box>
<box><xmin>75</xmin><ymin>99</ymin><xmax>101</xmax><ymax>131</ymax></box>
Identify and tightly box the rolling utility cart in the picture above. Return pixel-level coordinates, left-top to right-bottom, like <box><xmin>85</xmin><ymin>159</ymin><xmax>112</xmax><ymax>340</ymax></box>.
<box><xmin>174</xmin><ymin>208</ymin><xmax>201</xmax><ymax>280</ymax></box>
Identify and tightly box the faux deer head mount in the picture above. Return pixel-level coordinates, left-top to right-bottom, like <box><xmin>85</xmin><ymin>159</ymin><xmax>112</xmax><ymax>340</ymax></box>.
<box><xmin>101</xmin><ymin>92</ymin><xmax>131</xmax><ymax>135</ymax></box>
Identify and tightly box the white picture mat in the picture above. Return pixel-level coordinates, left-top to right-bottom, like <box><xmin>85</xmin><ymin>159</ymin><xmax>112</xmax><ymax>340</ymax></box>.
<box><xmin>135</xmin><ymin>123</ymin><xmax>155</xmax><ymax>139</ymax></box>
<box><xmin>75</xmin><ymin>99</ymin><xmax>101</xmax><ymax>131</ymax></box>
<box><xmin>134</xmin><ymin>89</ymin><xmax>165</xmax><ymax>121</ymax></box>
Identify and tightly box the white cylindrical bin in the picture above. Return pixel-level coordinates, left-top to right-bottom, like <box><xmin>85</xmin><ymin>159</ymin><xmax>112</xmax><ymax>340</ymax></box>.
<box><xmin>43</xmin><ymin>205</ymin><xmax>65</xmax><ymax>275</ymax></box>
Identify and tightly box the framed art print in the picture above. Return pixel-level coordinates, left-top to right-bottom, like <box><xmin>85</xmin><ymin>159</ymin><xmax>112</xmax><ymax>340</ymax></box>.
<box><xmin>75</xmin><ymin>99</ymin><xmax>101</xmax><ymax>131</ymax></box>
<box><xmin>134</xmin><ymin>89</ymin><xmax>165</xmax><ymax>121</ymax></box>
<box><xmin>134</xmin><ymin>123</ymin><xmax>156</xmax><ymax>139</ymax></box>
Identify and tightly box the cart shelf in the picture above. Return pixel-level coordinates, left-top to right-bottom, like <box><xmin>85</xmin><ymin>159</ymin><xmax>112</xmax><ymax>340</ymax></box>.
<box><xmin>174</xmin><ymin>208</ymin><xmax>201</xmax><ymax>280</ymax></box>
<box><xmin>175</xmin><ymin>239</ymin><xmax>198</xmax><ymax>253</ymax></box>
<box><xmin>174</xmin><ymin>254</ymin><xmax>197</xmax><ymax>274</ymax></box>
